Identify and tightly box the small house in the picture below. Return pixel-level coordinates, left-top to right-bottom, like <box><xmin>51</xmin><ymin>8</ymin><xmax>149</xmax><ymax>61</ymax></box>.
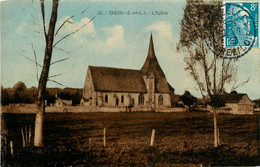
<box><xmin>209</xmin><ymin>93</ymin><xmax>254</xmax><ymax>114</ymax></box>
<box><xmin>55</xmin><ymin>93</ymin><xmax>72</xmax><ymax>107</ymax></box>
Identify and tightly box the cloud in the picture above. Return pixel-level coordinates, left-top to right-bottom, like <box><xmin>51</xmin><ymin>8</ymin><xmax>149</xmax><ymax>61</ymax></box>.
<box><xmin>58</xmin><ymin>16</ymin><xmax>95</xmax><ymax>35</ymax></box>
<box><xmin>143</xmin><ymin>21</ymin><xmax>173</xmax><ymax>41</ymax></box>
<box><xmin>55</xmin><ymin>16</ymin><xmax>96</xmax><ymax>46</ymax></box>
<box><xmin>102</xmin><ymin>25</ymin><xmax>125</xmax><ymax>50</ymax></box>
<box><xmin>56</xmin><ymin>16</ymin><xmax>125</xmax><ymax>52</ymax></box>
<box><xmin>142</xmin><ymin>21</ymin><xmax>174</xmax><ymax>58</ymax></box>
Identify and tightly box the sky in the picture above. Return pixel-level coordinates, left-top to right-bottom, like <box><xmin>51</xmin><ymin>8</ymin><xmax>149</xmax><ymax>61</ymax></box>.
<box><xmin>1</xmin><ymin>0</ymin><xmax>260</xmax><ymax>100</ymax></box>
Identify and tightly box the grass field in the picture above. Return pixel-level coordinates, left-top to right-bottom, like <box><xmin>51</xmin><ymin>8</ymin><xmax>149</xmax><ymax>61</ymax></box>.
<box><xmin>2</xmin><ymin>112</ymin><xmax>260</xmax><ymax>166</ymax></box>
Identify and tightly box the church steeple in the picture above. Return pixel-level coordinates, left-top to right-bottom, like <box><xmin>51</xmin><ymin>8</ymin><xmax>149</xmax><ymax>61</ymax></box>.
<box><xmin>141</xmin><ymin>33</ymin><xmax>159</xmax><ymax>73</ymax></box>
<box><xmin>147</xmin><ymin>33</ymin><xmax>156</xmax><ymax>59</ymax></box>
<box><xmin>140</xmin><ymin>34</ymin><xmax>170</xmax><ymax>93</ymax></box>
<box><xmin>141</xmin><ymin>33</ymin><xmax>162</xmax><ymax>73</ymax></box>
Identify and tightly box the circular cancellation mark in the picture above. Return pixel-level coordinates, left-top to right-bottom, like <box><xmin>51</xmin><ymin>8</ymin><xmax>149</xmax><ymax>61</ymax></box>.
<box><xmin>205</xmin><ymin>3</ymin><xmax>257</xmax><ymax>59</ymax></box>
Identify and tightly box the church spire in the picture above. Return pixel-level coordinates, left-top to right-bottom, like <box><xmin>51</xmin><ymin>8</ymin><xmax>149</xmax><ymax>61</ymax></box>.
<box><xmin>140</xmin><ymin>34</ymin><xmax>170</xmax><ymax>93</ymax></box>
<box><xmin>141</xmin><ymin>33</ymin><xmax>159</xmax><ymax>73</ymax></box>
<box><xmin>147</xmin><ymin>33</ymin><xmax>156</xmax><ymax>59</ymax></box>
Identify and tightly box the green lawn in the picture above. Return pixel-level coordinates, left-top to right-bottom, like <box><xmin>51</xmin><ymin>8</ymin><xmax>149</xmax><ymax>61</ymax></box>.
<box><xmin>2</xmin><ymin>112</ymin><xmax>260</xmax><ymax>166</ymax></box>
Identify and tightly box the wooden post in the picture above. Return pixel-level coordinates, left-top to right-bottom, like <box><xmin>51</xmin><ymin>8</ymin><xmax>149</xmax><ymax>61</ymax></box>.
<box><xmin>21</xmin><ymin>128</ymin><xmax>25</xmax><ymax>147</ymax></box>
<box><xmin>10</xmin><ymin>141</ymin><xmax>13</xmax><ymax>156</ymax></box>
<box><xmin>103</xmin><ymin>128</ymin><xmax>106</xmax><ymax>147</ymax></box>
<box><xmin>89</xmin><ymin>138</ymin><xmax>92</xmax><ymax>146</ymax></box>
<box><xmin>150</xmin><ymin>129</ymin><xmax>155</xmax><ymax>146</ymax></box>
<box><xmin>29</xmin><ymin>124</ymin><xmax>32</xmax><ymax>143</ymax></box>
<box><xmin>25</xmin><ymin>125</ymin><xmax>28</xmax><ymax>144</ymax></box>
<box><xmin>217</xmin><ymin>127</ymin><xmax>220</xmax><ymax>146</ymax></box>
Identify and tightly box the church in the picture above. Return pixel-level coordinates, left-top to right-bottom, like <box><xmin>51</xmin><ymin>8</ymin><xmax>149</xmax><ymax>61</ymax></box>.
<box><xmin>81</xmin><ymin>34</ymin><xmax>175</xmax><ymax>111</ymax></box>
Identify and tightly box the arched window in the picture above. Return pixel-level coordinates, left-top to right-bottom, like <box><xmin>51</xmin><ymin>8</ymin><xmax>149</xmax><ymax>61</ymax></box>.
<box><xmin>105</xmin><ymin>95</ymin><xmax>108</xmax><ymax>103</ymax></box>
<box><xmin>116</xmin><ymin>98</ymin><xmax>119</xmax><ymax>106</ymax></box>
<box><xmin>121</xmin><ymin>95</ymin><xmax>124</xmax><ymax>103</ymax></box>
<box><xmin>158</xmin><ymin>95</ymin><xmax>163</xmax><ymax>106</ymax></box>
<box><xmin>139</xmin><ymin>94</ymin><xmax>144</xmax><ymax>105</ymax></box>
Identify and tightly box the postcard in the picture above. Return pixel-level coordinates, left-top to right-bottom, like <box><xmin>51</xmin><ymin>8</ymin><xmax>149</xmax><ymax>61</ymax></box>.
<box><xmin>1</xmin><ymin>0</ymin><xmax>260</xmax><ymax>166</ymax></box>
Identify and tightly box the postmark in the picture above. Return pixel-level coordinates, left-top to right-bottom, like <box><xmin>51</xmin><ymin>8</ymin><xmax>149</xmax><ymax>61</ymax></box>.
<box><xmin>225</xmin><ymin>2</ymin><xmax>258</xmax><ymax>48</ymax></box>
<box><xmin>205</xmin><ymin>2</ymin><xmax>259</xmax><ymax>59</ymax></box>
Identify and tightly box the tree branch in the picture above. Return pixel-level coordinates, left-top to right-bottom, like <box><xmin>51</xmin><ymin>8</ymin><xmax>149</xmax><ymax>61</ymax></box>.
<box><xmin>231</xmin><ymin>78</ymin><xmax>250</xmax><ymax>92</ymax></box>
<box><xmin>31</xmin><ymin>43</ymin><xmax>39</xmax><ymax>81</ymax></box>
<box><xmin>33</xmin><ymin>30</ymin><xmax>44</xmax><ymax>34</ymax></box>
<box><xmin>53</xmin><ymin>14</ymin><xmax>97</xmax><ymax>48</ymax></box>
<box><xmin>40</xmin><ymin>0</ymin><xmax>47</xmax><ymax>41</ymax></box>
<box><xmin>55</xmin><ymin>14</ymin><xmax>75</xmax><ymax>37</ymax></box>
<box><xmin>48</xmin><ymin>79</ymin><xmax>63</xmax><ymax>86</ymax></box>
<box><xmin>54</xmin><ymin>46</ymin><xmax>70</xmax><ymax>54</ymax></box>
<box><xmin>50</xmin><ymin>57</ymin><xmax>70</xmax><ymax>66</ymax></box>
<box><xmin>48</xmin><ymin>73</ymin><xmax>64</xmax><ymax>79</ymax></box>
<box><xmin>24</xmin><ymin>56</ymin><xmax>43</xmax><ymax>68</ymax></box>
<box><xmin>55</xmin><ymin>6</ymin><xmax>90</xmax><ymax>37</ymax></box>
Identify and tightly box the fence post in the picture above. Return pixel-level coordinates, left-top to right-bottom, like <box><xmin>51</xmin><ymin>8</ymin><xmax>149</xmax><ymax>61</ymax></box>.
<box><xmin>89</xmin><ymin>138</ymin><xmax>92</xmax><ymax>146</ymax></box>
<box><xmin>29</xmin><ymin>124</ymin><xmax>32</xmax><ymax>143</ymax></box>
<box><xmin>103</xmin><ymin>128</ymin><xmax>106</xmax><ymax>147</ymax></box>
<box><xmin>21</xmin><ymin>128</ymin><xmax>25</xmax><ymax>147</ymax></box>
<box><xmin>150</xmin><ymin>129</ymin><xmax>155</xmax><ymax>146</ymax></box>
<box><xmin>25</xmin><ymin>125</ymin><xmax>28</xmax><ymax>144</ymax></box>
<box><xmin>10</xmin><ymin>141</ymin><xmax>13</xmax><ymax>156</ymax></box>
<box><xmin>217</xmin><ymin>127</ymin><xmax>220</xmax><ymax>146</ymax></box>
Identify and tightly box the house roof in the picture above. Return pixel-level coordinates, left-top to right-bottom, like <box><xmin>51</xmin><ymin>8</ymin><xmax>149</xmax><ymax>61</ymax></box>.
<box><xmin>141</xmin><ymin>34</ymin><xmax>170</xmax><ymax>93</ymax></box>
<box><xmin>222</xmin><ymin>93</ymin><xmax>248</xmax><ymax>103</ymax></box>
<box><xmin>196</xmin><ymin>98</ymin><xmax>207</xmax><ymax>105</ymax></box>
<box><xmin>89</xmin><ymin>66</ymin><xmax>148</xmax><ymax>93</ymax></box>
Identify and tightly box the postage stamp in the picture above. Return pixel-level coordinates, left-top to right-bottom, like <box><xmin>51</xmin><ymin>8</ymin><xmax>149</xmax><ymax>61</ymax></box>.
<box><xmin>1</xmin><ymin>0</ymin><xmax>260</xmax><ymax>166</ymax></box>
<box><xmin>224</xmin><ymin>2</ymin><xmax>259</xmax><ymax>48</ymax></box>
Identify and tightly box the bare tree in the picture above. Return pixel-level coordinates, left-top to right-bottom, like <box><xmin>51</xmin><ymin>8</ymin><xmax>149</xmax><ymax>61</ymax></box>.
<box><xmin>34</xmin><ymin>0</ymin><xmax>59</xmax><ymax>147</ymax></box>
<box><xmin>178</xmin><ymin>1</ymin><xmax>247</xmax><ymax>147</ymax></box>
<box><xmin>34</xmin><ymin>0</ymin><xmax>96</xmax><ymax>147</ymax></box>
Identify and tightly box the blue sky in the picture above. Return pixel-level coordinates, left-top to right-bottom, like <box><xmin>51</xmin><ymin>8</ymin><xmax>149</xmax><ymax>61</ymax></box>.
<box><xmin>1</xmin><ymin>0</ymin><xmax>260</xmax><ymax>100</ymax></box>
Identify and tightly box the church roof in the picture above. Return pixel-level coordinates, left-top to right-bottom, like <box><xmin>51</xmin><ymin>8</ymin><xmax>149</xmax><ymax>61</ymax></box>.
<box><xmin>89</xmin><ymin>66</ymin><xmax>148</xmax><ymax>93</ymax></box>
<box><xmin>141</xmin><ymin>34</ymin><xmax>170</xmax><ymax>93</ymax></box>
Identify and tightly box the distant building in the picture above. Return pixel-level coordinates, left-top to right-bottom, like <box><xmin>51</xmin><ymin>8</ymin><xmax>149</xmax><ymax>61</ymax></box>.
<box><xmin>195</xmin><ymin>98</ymin><xmax>207</xmax><ymax>108</ymax></box>
<box><xmin>55</xmin><ymin>93</ymin><xmax>72</xmax><ymax>107</ymax></box>
<box><xmin>81</xmin><ymin>34</ymin><xmax>175</xmax><ymax>110</ymax></box>
<box><xmin>209</xmin><ymin>93</ymin><xmax>254</xmax><ymax>114</ymax></box>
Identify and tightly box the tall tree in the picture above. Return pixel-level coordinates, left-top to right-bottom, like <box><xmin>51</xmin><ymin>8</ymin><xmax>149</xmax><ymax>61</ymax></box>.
<box><xmin>178</xmin><ymin>1</ymin><xmax>245</xmax><ymax>147</ymax></box>
<box><xmin>34</xmin><ymin>0</ymin><xmax>59</xmax><ymax>147</ymax></box>
<box><xmin>34</xmin><ymin>0</ymin><xmax>95</xmax><ymax>147</ymax></box>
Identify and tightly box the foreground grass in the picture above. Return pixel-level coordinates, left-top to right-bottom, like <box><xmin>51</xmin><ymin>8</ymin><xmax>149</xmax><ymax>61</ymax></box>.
<box><xmin>2</xmin><ymin>112</ymin><xmax>260</xmax><ymax>166</ymax></box>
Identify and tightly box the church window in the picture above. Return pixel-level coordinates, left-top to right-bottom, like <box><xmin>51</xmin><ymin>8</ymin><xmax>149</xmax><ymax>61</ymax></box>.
<box><xmin>121</xmin><ymin>95</ymin><xmax>124</xmax><ymax>103</ymax></box>
<box><xmin>158</xmin><ymin>95</ymin><xmax>163</xmax><ymax>105</ymax></box>
<box><xmin>132</xmin><ymin>98</ymin><xmax>135</xmax><ymax>105</ymax></box>
<box><xmin>116</xmin><ymin>98</ymin><xmax>119</xmax><ymax>106</ymax></box>
<box><xmin>139</xmin><ymin>94</ymin><xmax>144</xmax><ymax>105</ymax></box>
<box><xmin>105</xmin><ymin>95</ymin><xmax>108</xmax><ymax>103</ymax></box>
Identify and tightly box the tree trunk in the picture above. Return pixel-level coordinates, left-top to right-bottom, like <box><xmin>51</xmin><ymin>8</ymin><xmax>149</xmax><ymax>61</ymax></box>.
<box><xmin>34</xmin><ymin>111</ymin><xmax>44</xmax><ymax>147</ymax></box>
<box><xmin>34</xmin><ymin>0</ymin><xmax>59</xmax><ymax>147</ymax></box>
<box><xmin>213</xmin><ymin>109</ymin><xmax>219</xmax><ymax>147</ymax></box>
